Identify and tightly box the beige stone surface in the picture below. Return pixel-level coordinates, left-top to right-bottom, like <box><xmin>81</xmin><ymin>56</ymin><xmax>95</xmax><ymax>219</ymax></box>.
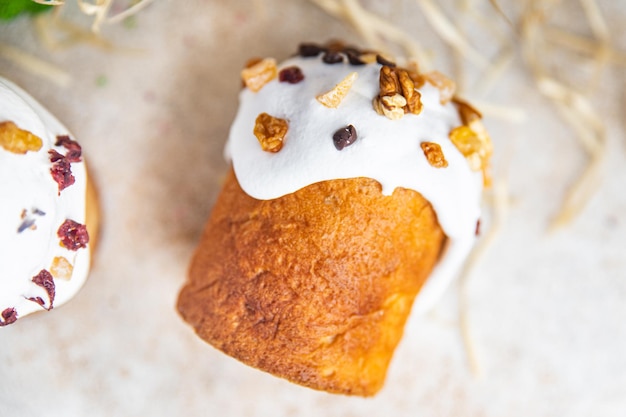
<box><xmin>0</xmin><ymin>1</ymin><xmax>625</xmax><ymax>416</ymax></box>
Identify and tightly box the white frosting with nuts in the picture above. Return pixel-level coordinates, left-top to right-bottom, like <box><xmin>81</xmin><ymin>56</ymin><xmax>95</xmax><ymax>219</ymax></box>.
<box><xmin>226</xmin><ymin>56</ymin><xmax>484</xmax><ymax>312</ymax></box>
<box><xmin>0</xmin><ymin>78</ymin><xmax>91</xmax><ymax>325</ymax></box>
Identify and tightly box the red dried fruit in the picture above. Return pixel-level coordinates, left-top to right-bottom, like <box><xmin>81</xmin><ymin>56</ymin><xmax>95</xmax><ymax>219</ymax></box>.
<box><xmin>55</xmin><ymin>135</ymin><xmax>82</xmax><ymax>162</ymax></box>
<box><xmin>49</xmin><ymin>152</ymin><xmax>75</xmax><ymax>193</ymax></box>
<box><xmin>49</xmin><ymin>149</ymin><xmax>65</xmax><ymax>162</ymax></box>
<box><xmin>30</xmin><ymin>269</ymin><xmax>55</xmax><ymax>310</ymax></box>
<box><xmin>57</xmin><ymin>219</ymin><xmax>89</xmax><ymax>251</ymax></box>
<box><xmin>0</xmin><ymin>308</ymin><xmax>18</xmax><ymax>326</ymax></box>
<box><xmin>279</xmin><ymin>66</ymin><xmax>305</xmax><ymax>84</ymax></box>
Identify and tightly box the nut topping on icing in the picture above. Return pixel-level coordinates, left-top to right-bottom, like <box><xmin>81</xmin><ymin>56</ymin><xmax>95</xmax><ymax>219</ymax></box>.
<box><xmin>227</xmin><ymin>45</ymin><xmax>493</xmax><ymax>313</ymax></box>
<box><xmin>420</xmin><ymin>142</ymin><xmax>448</xmax><ymax>168</ymax></box>
<box><xmin>254</xmin><ymin>113</ymin><xmax>289</xmax><ymax>153</ymax></box>
<box><xmin>0</xmin><ymin>121</ymin><xmax>43</xmax><ymax>154</ymax></box>
<box><xmin>241</xmin><ymin>58</ymin><xmax>278</xmax><ymax>92</ymax></box>
<box><xmin>316</xmin><ymin>71</ymin><xmax>358</xmax><ymax>108</ymax></box>
<box><xmin>374</xmin><ymin>66</ymin><xmax>423</xmax><ymax>119</ymax></box>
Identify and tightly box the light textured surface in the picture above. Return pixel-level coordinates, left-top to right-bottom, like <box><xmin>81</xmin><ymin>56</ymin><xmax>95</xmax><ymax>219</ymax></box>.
<box><xmin>1</xmin><ymin>1</ymin><xmax>625</xmax><ymax>416</ymax></box>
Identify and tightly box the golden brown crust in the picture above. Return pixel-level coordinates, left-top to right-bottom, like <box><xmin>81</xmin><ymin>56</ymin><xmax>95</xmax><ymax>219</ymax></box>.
<box><xmin>178</xmin><ymin>169</ymin><xmax>445</xmax><ymax>396</ymax></box>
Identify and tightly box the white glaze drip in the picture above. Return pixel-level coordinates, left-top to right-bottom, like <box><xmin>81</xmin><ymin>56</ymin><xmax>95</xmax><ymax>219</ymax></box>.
<box><xmin>226</xmin><ymin>56</ymin><xmax>483</xmax><ymax>312</ymax></box>
<box><xmin>0</xmin><ymin>78</ymin><xmax>91</xmax><ymax>325</ymax></box>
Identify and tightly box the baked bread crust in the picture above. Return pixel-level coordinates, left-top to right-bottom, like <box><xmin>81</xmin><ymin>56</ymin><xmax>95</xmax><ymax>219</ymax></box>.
<box><xmin>178</xmin><ymin>168</ymin><xmax>445</xmax><ymax>396</ymax></box>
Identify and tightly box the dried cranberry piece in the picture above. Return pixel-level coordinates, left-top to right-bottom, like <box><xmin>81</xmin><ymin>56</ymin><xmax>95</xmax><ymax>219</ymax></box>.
<box><xmin>31</xmin><ymin>269</ymin><xmax>55</xmax><ymax>310</ymax></box>
<box><xmin>475</xmin><ymin>219</ymin><xmax>481</xmax><ymax>236</ymax></box>
<box><xmin>0</xmin><ymin>308</ymin><xmax>18</xmax><ymax>326</ymax></box>
<box><xmin>322</xmin><ymin>51</ymin><xmax>344</xmax><ymax>64</ymax></box>
<box><xmin>55</xmin><ymin>135</ymin><xmax>82</xmax><ymax>162</ymax></box>
<box><xmin>298</xmin><ymin>43</ymin><xmax>326</xmax><ymax>57</ymax></box>
<box><xmin>57</xmin><ymin>219</ymin><xmax>89</xmax><ymax>251</ymax></box>
<box><xmin>49</xmin><ymin>152</ymin><xmax>75</xmax><ymax>193</ymax></box>
<box><xmin>279</xmin><ymin>66</ymin><xmax>305</xmax><ymax>84</ymax></box>
<box><xmin>333</xmin><ymin>125</ymin><xmax>357</xmax><ymax>150</ymax></box>
<box><xmin>49</xmin><ymin>149</ymin><xmax>65</xmax><ymax>162</ymax></box>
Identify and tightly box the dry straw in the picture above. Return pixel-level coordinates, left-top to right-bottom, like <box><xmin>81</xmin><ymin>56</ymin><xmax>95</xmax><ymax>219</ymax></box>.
<box><xmin>308</xmin><ymin>0</ymin><xmax>622</xmax><ymax>376</ymax></box>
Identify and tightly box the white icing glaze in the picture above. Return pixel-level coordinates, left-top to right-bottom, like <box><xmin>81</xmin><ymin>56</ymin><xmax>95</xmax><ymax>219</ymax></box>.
<box><xmin>0</xmin><ymin>77</ymin><xmax>91</xmax><ymax>325</ymax></box>
<box><xmin>226</xmin><ymin>55</ymin><xmax>484</xmax><ymax>312</ymax></box>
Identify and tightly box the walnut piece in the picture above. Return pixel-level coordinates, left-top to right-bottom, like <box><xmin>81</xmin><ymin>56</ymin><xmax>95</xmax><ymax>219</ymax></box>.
<box><xmin>0</xmin><ymin>121</ymin><xmax>43</xmax><ymax>154</ymax></box>
<box><xmin>420</xmin><ymin>142</ymin><xmax>448</xmax><ymax>168</ymax></box>
<box><xmin>316</xmin><ymin>71</ymin><xmax>358</xmax><ymax>108</ymax></box>
<box><xmin>241</xmin><ymin>58</ymin><xmax>277</xmax><ymax>92</ymax></box>
<box><xmin>379</xmin><ymin>65</ymin><xmax>401</xmax><ymax>96</ymax></box>
<box><xmin>398</xmin><ymin>69</ymin><xmax>422</xmax><ymax>115</ymax></box>
<box><xmin>50</xmin><ymin>256</ymin><xmax>73</xmax><ymax>281</ymax></box>
<box><xmin>254</xmin><ymin>113</ymin><xmax>289</xmax><ymax>153</ymax></box>
<box><xmin>374</xmin><ymin>66</ymin><xmax>423</xmax><ymax>119</ymax></box>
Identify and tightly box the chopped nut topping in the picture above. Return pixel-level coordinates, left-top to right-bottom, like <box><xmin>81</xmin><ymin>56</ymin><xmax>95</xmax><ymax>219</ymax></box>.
<box><xmin>398</xmin><ymin>70</ymin><xmax>423</xmax><ymax>115</ymax></box>
<box><xmin>0</xmin><ymin>121</ymin><xmax>43</xmax><ymax>154</ymax></box>
<box><xmin>241</xmin><ymin>58</ymin><xmax>277</xmax><ymax>92</ymax></box>
<box><xmin>332</xmin><ymin>125</ymin><xmax>358</xmax><ymax>150</ymax></box>
<box><xmin>50</xmin><ymin>256</ymin><xmax>73</xmax><ymax>281</ymax></box>
<box><xmin>316</xmin><ymin>71</ymin><xmax>358</xmax><ymax>108</ymax></box>
<box><xmin>372</xmin><ymin>96</ymin><xmax>405</xmax><ymax>120</ymax></box>
<box><xmin>423</xmin><ymin>71</ymin><xmax>456</xmax><ymax>105</ymax></box>
<box><xmin>57</xmin><ymin>219</ymin><xmax>89</xmax><ymax>251</ymax></box>
<box><xmin>381</xmin><ymin>93</ymin><xmax>407</xmax><ymax>109</ymax></box>
<box><xmin>406</xmin><ymin>61</ymin><xmax>425</xmax><ymax>88</ymax></box>
<box><xmin>379</xmin><ymin>65</ymin><xmax>401</xmax><ymax>97</ymax></box>
<box><xmin>374</xmin><ymin>66</ymin><xmax>424</xmax><ymax>119</ymax></box>
<box><xmin>254</xmin><ymin>113</ymin><xmax>289</xmax><ymax>153</ymax></box>
<box><xmin>420</xmin><ymin>142</ymin><xmax>448</xmax><ymax>168</ymax></box>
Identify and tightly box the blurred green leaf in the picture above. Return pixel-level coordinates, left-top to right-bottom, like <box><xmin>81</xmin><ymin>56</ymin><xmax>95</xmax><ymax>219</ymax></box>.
<box><xmin>0</xmin><ymin>0</ymin><xmax>54</xmax><ymax>21</ymax></box>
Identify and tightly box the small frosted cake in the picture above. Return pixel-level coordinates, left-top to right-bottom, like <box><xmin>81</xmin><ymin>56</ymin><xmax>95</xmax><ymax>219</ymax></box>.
<box><xmin>0</xmin><ymin>78</ymin><xmax>99</xmax><ymax>328</ymax></box>
<box><xmin>178</xmin><ymin>42</ymin><xmax>492</xmax><ymax>396</ymax></box>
